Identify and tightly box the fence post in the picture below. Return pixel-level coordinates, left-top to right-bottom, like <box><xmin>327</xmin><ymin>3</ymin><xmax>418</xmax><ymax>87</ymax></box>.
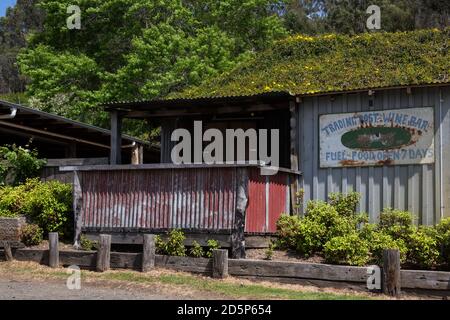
<box><xmin>232</xmin><ymin>168</ymin><xmax>248</xmax><ymax>259</ymax></box>
<box><xmin>382</xmin><ymin>249</ymin><xmax>401</xmax><ymax>297</ymax></box>
<box><xmin>212</xmin><ymin>249</ymin><xmax>228</xmax><ymax>279</ymax></box>
<box><xmin>49</xmin><ymin>232</ymin><xmax>59</xmax><ymax>268</ymax></box>
<box><xmin>1</xmin><ymin>241</ymin><xmax>13</xmax><ymax>261</ymax></box>
<box><xmin>142</xmin><ymin>234</ymin><xmax>156</xmax><ymax>272</ymax></box>
<box><xmin>96</xmin><ymin>234</ymin><xmax>111</xmax><ymax>272</ymax></box>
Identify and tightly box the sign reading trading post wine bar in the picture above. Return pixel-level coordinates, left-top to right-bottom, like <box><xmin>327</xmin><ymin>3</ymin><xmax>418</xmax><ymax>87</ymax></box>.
<box><xmin>319</xmin><ymin>107</ymin><xmax>434</xmax><ymax>168</ymax></box>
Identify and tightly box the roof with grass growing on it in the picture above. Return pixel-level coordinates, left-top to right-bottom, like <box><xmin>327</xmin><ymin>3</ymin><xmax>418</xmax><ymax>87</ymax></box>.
<box><xmin>169</xmin><ymin>28</ymin><xmax>450</xmax><ymax>100</ymax></box>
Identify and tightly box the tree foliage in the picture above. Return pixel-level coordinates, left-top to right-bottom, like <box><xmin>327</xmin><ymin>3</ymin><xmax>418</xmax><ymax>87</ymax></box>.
<box><xmin>17</xmin><ymin>0</ymin><xmax>287</xmax><ymax>132</ymax></box>
<box><xmin>283</xmin><ymin>0</ymin><xmax>449</xmax><ymax>35</ymax></box>
<box><xmin>0</xmin><ymin>0</ymin><xmax>43</xmax><ymax>94</ymax></box>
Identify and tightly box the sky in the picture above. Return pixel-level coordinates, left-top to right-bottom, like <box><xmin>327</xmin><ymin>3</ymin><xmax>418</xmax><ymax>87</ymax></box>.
<box><xmin>0</xmin><ymin>0</ymin><xmax>16</xmax><ymax>17</ymax></box>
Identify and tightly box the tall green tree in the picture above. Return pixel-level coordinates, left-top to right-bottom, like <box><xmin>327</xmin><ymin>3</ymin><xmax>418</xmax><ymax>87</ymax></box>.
<box><xmin>18</xmin><ymin>0</ymin><xmax>287</xmax><ymax>133</ymax></box>
<box><xmin>0</xmin><ymin>0</ymin><xmax>43</xmax><ymax>95</ymax></box>
<box><xmin>283</xmin><ymin>0</ymin><xmax>449</xmax><ymax>35</ymax></box>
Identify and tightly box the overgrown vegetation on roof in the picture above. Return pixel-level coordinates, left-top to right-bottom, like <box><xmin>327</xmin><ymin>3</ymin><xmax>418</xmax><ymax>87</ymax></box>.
<box><xmin>171</xmin><ymin>28</ymin><xmax>450</xmax><ymax>99</ymax></box>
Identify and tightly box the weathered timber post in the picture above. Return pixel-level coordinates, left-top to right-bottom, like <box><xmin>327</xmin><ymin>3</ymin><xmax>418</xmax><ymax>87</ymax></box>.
<box><xmin>2</xmin><ymin>241</ymin><xmax>13</xmax><ymax>261</ymax></box>
<box><xmin>49</xmin><ymin>232</ymin><xmax>59</xmax><ymax>268</ymax></box>
<box><xmin>72</xmin><ymin>170</ymin><xmax>83</xmax><ymax>249</ymax></box>
<box><xmin>289</xmin><ymin>100</ymin><xmax>300</xmax><ymax>215</ymax></box>
<box><xmin>231</xmin><ymin>168</ymin><xmax>249</xmax><ymax>259</ymax></box>
<box><xmin>142</xmin><ymin>234</ymin><xmax>156</xmax><ymax>272</ymax></box>
<box><xmin>96</xmin><ymin>234</ymin><xmax>111</xmax><ymax>272</ymax></box>
<box><xmin>131</xmin><ymin>144</ymin><xmax>144</xmax><ymax>165</ymax></box>
<box><xmin>110</xmin><ymin>110</ymin><xmax>123</xmax><ymax>165</ymax></box>
<box><xmin>212</xmin><ymin>249</ymin><xmax>228</xmax><ymax>279</ymax></box>
<box><xmin>382</xmin><ymin>249</ymin><xmax>401</xmax><ymax>296</ymax></box>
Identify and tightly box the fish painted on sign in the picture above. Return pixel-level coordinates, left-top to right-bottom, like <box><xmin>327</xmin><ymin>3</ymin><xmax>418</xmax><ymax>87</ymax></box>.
<box><xmin>341</xmin><ymin>127</ymin><xmax>416</xmax><ymax>150</ymax></box>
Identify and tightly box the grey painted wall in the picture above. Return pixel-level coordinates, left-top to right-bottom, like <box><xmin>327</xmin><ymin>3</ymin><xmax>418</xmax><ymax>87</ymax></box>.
<box><xmin>297</xmin><ymin>86</ymin><xmax>450</xmax><ymax>225</ymax></box>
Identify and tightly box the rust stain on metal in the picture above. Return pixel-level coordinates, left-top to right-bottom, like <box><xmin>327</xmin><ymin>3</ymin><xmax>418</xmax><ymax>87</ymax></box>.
<box><xmin>339</xmin><ymin>159</ymin><xmax>366</xmax><ymax>167</ymax></box>
<box><xmin>246</xmin><ymin>168</ymin><xmax>291</xmax><ymax>233</ymax></box>
<box><xmin>376</xmin><ymin>159</ymin><xmax>394</xmax><ymax>166</ymax></box>
<box><xmin>79</xmin><ymin>166</ymin><xmax>293</xmax><ymax>234</ymax></box>
<box><xmin>80</xmin><ymin>168</ymin><xmax>237</xmax><ymax>232</ymax></box>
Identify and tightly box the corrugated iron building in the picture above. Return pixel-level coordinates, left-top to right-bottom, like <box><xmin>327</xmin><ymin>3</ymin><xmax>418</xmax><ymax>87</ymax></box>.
<box><xmin>297</xmin><ymin>85</ymin><xmax>450</xmax><ymax>225</ymax></box>
<box><xmin>65</xmin><ymin>29</ymin><xmax>449</xmax><ymax>254</ymax></box>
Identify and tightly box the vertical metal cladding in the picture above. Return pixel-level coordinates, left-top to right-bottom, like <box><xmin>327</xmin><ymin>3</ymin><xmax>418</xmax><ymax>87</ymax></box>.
<box><xmin>80</xmin><ymin>167</ymin><xmax>237</xmax><ymax>231</ymax></box>
<box><xmin>298</xmin><ymin>86</ymin><xmax>450</xmax><ymax>225</ymax></box>
<box><xmin>246</xmin><ymin>168</ymin><xmax>291</xmax><ymax>233</ymax></box>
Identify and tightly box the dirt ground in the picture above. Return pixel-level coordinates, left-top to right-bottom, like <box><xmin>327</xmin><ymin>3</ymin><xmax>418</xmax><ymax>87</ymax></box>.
<box><xmin>0</xmin><ymin>279</ymin><xmax>178</xmax><ymax>300</ymax></box>
<box><xmin>0</xmin><ymin>260</ymin><xmax>444</xmax><ymax>300</ymax></box>
<box><xmin>0</xmin><ymin>261</ymin><xmax>228</xmax><ymax>300</ymax></box>
<box><xmin>246</xmin><ymin>249</ymin><xmax>326</xmax><ymax>263</ymax></box>
<box><xmin>26</xmin><ymin>240</ymin><xmax>74</xmax><ymax>251</ymax></box>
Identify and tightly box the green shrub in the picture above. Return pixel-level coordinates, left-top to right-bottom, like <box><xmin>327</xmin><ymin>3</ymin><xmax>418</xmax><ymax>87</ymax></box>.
<box><xmin>265</xmin><ymin>243</ymin><xmax>275</xmax><ymax>260</ymax></box>
<box><xmin>436</xmin><ymin>218</ymin><xmax>450</xmax><ymax>264</ymax></box>
<box><xmin>0</xmin><ymin>184</ymin><xmax>25</xmax><ymax>217</ymax></box>
<box><xmin>328</xmin><ymin>191</ymin><xmax>361</xmax><ymax>216</ymax></box>
<box><xmin>0</xmin><ymin>179</ymin><xmax>72</xmax><ymax>237</ymax></box>
<box><xmin>360</xmin><ymin>224</ymin><xmax>407</xmax><ymax>264</ymax></box>
<box><xmin>305</xmin><ymin>200</ymin><xmax>356</xmax><ymax>243</ymax></box>
<box><xmin>0</xmin><ymin>208</ymin><xmax>18</xmax><ymax>217</ymax></box>
<box><xmin>189</xmin><ymin>240</ymin><xmax>204</xmax><ymax>258</ymax></box>
<box><xmin>80</xmin><ymin>235</ymin><xmax>97</xmax><ymax>251</ymax></box>
<box><xmin>275</xmin><ymin>214</ymin><xmax>302</xmax><ymax>249</ymax></box>
<box><xmin>165</xmin><ymin>229</ymin><xmax>186</xmax><ymax>257</ymax></box>
<box><xmin>155</xmin><ymin>235</ymin><xmax>166</xmax><ymax>254</ymax></box>
<box><xmin>0</xmin><ymin>144</ymin><xmax>46</xmax><ymax>186</ymax></box>
<box><xmin>379</xmin><ymin>208</ymin><xmax>415</xmax><ymax>240</ymax></box>
<box><xmin>206</xmin><ymin>239</ymin><xmax>220</xmax><ymax>258</ymax></box>
<box><xmin>294</xmin><ymin>218</ymin><xmax>327</xmax><ymax>256</ymax></box>
<box><xmin>324</xmin><ymin>232</ymin><xmax>370</xmax><ymax>266</ymax></box>
<box><xmin>406</xmin><ymin>226</ymin><xmax>440</xmax><ymax>269</ymax></box>
<box><xmin>20</xmin><ymin>179</ymin><xmax>73</xmax><ymax>237</ymax></box>
<box><xmin>20</xmin><ymin>224</ymin><xmax>43</xmax><ymax>247</ymax></box>
<box><xmin>275</xmin><ymin>192</ymin><xmax>450</xmax><ymax>269</ymax></box>
<box><xmin>276</xmin><ymin>198</ymin><xmax>362</xmax><ymax>257</ymax></box>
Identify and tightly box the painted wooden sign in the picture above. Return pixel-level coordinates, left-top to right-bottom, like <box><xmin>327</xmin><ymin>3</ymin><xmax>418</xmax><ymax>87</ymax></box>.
<box><xmin>319</xmin><ymin>107</ymin><xmax>434</xmax><ymax>167</ymax></box>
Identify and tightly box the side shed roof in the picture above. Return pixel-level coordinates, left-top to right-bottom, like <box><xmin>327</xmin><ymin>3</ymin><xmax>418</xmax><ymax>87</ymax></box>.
<box><xmin>0</xmin><ymin>100</ymin><xmax>158</xmax><ymax>152</ymax></box>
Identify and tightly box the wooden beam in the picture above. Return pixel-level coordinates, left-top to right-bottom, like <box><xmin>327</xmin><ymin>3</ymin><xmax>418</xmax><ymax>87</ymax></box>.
<box><xmin>142</xmin><ymin>234</ymin><xmax>156</xmax><ymax>272</ymax></box>
<box><xmin>96</xmin><ymin>234</ymin><xmax>111</xmax><ymax>272</ymax></box>
<box><xmin>1</xmin><ymin>241</ymin><xmax>13</xmax><ymax>261</ymax></box>
<box><xmin>124</xmin><ymin>103</ymin><xmax>287</xmax><ymax>119</ymax></box>
<box><xmin>228</xmin><ymin>259</ymin><xmax>368</xmax><ymax>282</ymax></box>
<box><xmin>60</xmin><ymin>163</ymin><xmax>301</xmax><ymax>174</ymax></box>
<box><xmin>49</xmin><ymin>232</ymin><xmax>59</xmax><ymax>268</ymax></box>
<box><xmin>110</xmin><ymin>110</ymin><xmax>123</xmax><ymax>164</ymax></box>
<box><xmin>212</xmin><ymin>249</ymin><xmax>228</xmax><ymax>279</ymax></box>
<box><xmin>289</xmin><ymin>100</ymin><xmax>299</xmax><ymax>215</ymax></box>
<box><xmin>73</xmin><ymin>171</ymin><xmax>83</xmax><ymax>249</ymax></box>
<box><xmin>382</xmin><ymin>249</ymin><xmax>401</xmax><ymax>296</ymax></box>
<box><xmin>131</xmin><ymin>144</ymin><xmax>144</xmax><ymax>165</ymax></box>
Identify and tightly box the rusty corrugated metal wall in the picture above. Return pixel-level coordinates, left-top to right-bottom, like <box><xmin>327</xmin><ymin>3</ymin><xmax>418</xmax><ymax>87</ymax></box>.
<box><xmin>298</xmin><ymin>86</ymin><xmax>450</xmax><ymax>225</ymax></box>
<box><xmin>80</xmin><ymin>167</ymin><xmax>237</xmax><ymax>231</ymax></box>
<box><xmin>79</xmin><ymin>166</ymin><xmax>291</xmax><ymax>234</ymax></box>
<box><xmin>246</xmin><ymin>168</ymin><xmax>290</xmax><ymax>233</ymax></box>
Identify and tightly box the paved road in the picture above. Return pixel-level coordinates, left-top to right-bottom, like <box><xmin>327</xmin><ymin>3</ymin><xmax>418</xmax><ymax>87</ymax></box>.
<box><xmin>0</xmin><ymin>279</ymin><xmax>178</xmax><ymax>300</ymax></box>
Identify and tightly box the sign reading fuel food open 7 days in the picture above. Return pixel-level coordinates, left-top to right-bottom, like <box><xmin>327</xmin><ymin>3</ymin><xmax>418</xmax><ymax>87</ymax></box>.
<box><xmin>319</xmin><ymin>107</ymin><xmax>434</xmax><ymax>168</ymax></box>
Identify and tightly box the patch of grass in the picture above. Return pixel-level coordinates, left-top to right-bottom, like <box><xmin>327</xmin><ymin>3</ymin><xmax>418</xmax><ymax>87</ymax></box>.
<box><xmin>95</xmin><ymin>270</ymin><xmax>369</xmax><ymax>300</ymax></box>
<box><xmin>154</xmin><ymin>274</ymin><xmax>368</xmax><ymax>300</ymax></box>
